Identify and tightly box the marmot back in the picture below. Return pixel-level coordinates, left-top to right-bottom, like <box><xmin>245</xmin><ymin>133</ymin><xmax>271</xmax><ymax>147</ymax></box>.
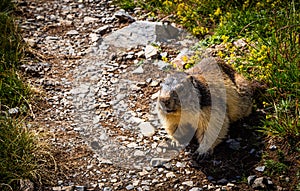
<box><xmin>157</xmin><ymin>57</ymin><xmax>253</xmax><ymax>154</ymax></box>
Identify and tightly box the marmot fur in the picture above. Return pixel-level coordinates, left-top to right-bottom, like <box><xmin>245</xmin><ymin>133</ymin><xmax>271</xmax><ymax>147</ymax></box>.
<box><xmin>157</xmin><ymin>57</ymin><xmax>253</xmax><ymax>154</ymax></box>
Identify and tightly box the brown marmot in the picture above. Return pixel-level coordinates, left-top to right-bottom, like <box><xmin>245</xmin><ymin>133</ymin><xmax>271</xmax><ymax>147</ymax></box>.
<box><xmin>157</xmin><ymin>57</ymin><xmax>253</xmax><ymax>154</ymax></box>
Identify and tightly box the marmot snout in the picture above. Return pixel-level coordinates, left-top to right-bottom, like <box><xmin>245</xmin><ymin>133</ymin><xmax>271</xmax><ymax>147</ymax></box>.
<box><xmin>157</xmin><ymin>57</ymin><xmax>253</xmax><ymax>154</ymax></box>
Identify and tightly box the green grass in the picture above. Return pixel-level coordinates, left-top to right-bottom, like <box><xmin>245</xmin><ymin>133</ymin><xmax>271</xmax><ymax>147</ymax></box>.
<box><xmin>0</xmin><ymin>0</ymin><xmax>54</xmax><ymax>189</ymax></box>
<box><xmin>0</xmin><ymin>118</ymin><xmax>55</xmax><ymax>190</ymax></box>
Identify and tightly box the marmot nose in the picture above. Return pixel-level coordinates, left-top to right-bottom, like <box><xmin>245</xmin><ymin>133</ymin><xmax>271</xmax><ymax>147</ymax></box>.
<box><xmin>160</xmin><ymin>97</ymin><xmax>171</xmax><ymax>107</ymax></box>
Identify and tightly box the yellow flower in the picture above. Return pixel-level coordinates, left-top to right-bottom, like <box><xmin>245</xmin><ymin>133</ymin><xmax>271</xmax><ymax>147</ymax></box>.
<box><xmin>217</xmin><ymin>51</ymin><xmax>225</xmax><ymax>58</ymax></box>
<box><xmin>163</xmin><ymin>0</ymin><xmax>173</xmax><ymax>7</ymax></box>
<box><xmin>214</xmin><ymin>8</ymin><xmax>222</xmax><ymax>16</ymax></box>
<box><xmin>182</xmin><ymin>55</ymin><xmax>189</xmax><ymax>63</ymax></box>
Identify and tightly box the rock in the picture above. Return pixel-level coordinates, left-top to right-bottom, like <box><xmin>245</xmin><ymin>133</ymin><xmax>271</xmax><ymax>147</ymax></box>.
<box><xmin>166</xmin><ymin>172</ymin><xmax>176</xmax><ymax>178</ymax></box>
<box><xmin>151</xmin><ymin>91</ymin><xmax>160</xmax><ymax>100</ymax></box>
<box><xmin>138</xmin><ymin>122</ymin><xmax>155</xmax><ymax>137</ymax></box>
<box><xmin>126</xmin><ymin>184</ymin><xmax>134</xmax><ymax>190</ymax></box>
<box><xmin>133</xmin><ymin>150</ymin><xmax>145</xmax><ymax>157</ymax></box>
<box><xmin>217</xmin><ymin>178</ymin><xmax>228</xmax><ymax>185</ymax></box>
<box><xmin>114</xmin><ymin>9</ymin><xmax>135</xmax><ymax>22</ymax></box>
<box><xmin>144</xmin><ymin>45</ymin><xmax>158</xmax><ymax>59</ymax></box>
<box><xmin>189</xmin><ymin>187</ymin><xmax>203</xmax><ymax>191</ymax></box>
<box><xmin>8</xmin><ymin>107</ymin><xmax>19</xmax><ymax>115</ymax></box>
<box><xmin>103</xmin><ymin>21</ymin><xmax>182</xmax><ymax>49</ymax></box>
<box><xmin>93</xmin><ymin>25</ymin><xmax>111</xmax><ymax>35</ymax></box>
<box><xmin>153</xmin><ymin>60</ymin><xmax>171</xmax><ymax>70</ymax></box>
<box><xmin>23</xmin><ymin>38</ymin><xmax>36</xmax><ymax>47</ymax></box>
<box><xmin>66</xmin><ymin>30</ymin><xmax>79</xmax><ymax>35</ymax></box>
<box><xmin>149</xmin><ymin>80</ymin><xmax>160</xmax><ymax>87</ymax></box>
<box><xmin>84</xmin><ymin>16</ymin><xmax>99</xmax><ymax>24</ymax></box>
<box><xmin>182</xmin><ymin>181</ymin><xmax>193</xmax><ymax>187</ymax></box>
<box><xmin>226</xmin><ymin>139</ymin><xmax>241</xmax><ymax>150</ymax></box>
<box><xmin>132</xmin><ymin>66</ymin><xmax>144</xmax><ymax>74</ymax></box>
<box><xmin>175</xmin><ymin>162</ymin><xmax>185</xmax><ymax>168</ymax></box>
<box><xmin>247</xmin><ymin>175</ymin><xmax>256</xmax><ymax>185</ymax></box>
<box><xmin>252</xmin><ymin>177</ymin><xmax>268</xmax><ymax>189</ymax></box>
<box><xmin>74</xmin><ymin>186</ymin><xmax>85</xmax><ymax>191</ymax></box>
<box><xmin>233</xmin><ymin>39</ymin><xmax>247</xmax><ymax>48</ymax></box>
<box><xmin>150</xmin><ymin>157</ymin><xmax>170</xmax><ymax>167</ymax></box>
<box><xmin>103</xmin><ymin>187</ymin><xmax>112</xmax><ymax>191</ymax></box>
<box><xmin>127</xmin><ymin>142</ymin><xmax>138</xmax><ymax>148</ymax></box>
<box><xmin>255</xmin><ymin>166</ymin><xmax>265</xmax><ymax>172</ymax></box>
<box><xmin>89</xmin><ymin>33</ymin><xmax>100</xmax><ymax>42</ymax></box>
<box><xmin>269</xmin><ymin>145</ymin><xmax>277</xmax><ymax>151</ymax></box>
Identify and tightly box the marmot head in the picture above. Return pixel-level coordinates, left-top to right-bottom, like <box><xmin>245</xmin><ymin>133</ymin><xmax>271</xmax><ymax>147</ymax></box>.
<box><xmin>158</xmin><ymin>72</ymin><xmax>208</xmax><ymax>115</ymax></box>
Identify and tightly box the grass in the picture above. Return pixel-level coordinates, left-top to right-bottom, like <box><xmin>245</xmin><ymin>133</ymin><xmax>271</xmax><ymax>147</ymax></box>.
<box><xmin>116</xmin><ymin>0</ymin><xmax>299</xmax><ymax>188</ymax></box>
<box><xmin>0</xmin><ymin>0</ymin><xmax>54</xmax><ymax>189</ymax></box>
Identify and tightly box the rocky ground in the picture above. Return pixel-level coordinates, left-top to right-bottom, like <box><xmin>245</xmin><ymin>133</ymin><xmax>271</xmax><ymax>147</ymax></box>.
<box><xmin>17</xmin><ymin>0</ymin><xmax>292</xmax><ymax>190</ymax></box>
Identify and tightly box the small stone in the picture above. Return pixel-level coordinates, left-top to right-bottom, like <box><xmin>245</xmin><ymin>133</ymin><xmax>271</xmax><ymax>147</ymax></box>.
<box><xmin>233</xmin><ymin>39</ymin><xmax>247</xmax><ymax>48</ymax></box>
<box><xmin>132</xmin><ymin>66</ymin><xmax>144</xmax><ymax>74</ymax></box>
<box><xmin>103</xmin><ymin>187</ymin><xmax>112</xmax><ymax>191</ymax></box>
<box><xmin>52</xmin><ymin>187</ymin><xmax>62</xmax><ymax>191</ymax></box>
<box><xmin>144</xmin><ymin>45</ymin><xmax>158</xmax><ymax>59</ymax></box>
<box><xmin>150</xmin><ymin>158</ymin><xmax>170</xmax><ymax>167</ymax></box>
<box><xmin>149</xmin><ymin>80</ymin><xmax>160</xmax><ymax>87</ymax></box>
<box><xmin>74</xmin><ymin>186</ymin><xmax>85</xmax><ymax>191</ymax></box>
<box><xmin>153</xmin><ymin>60</ymin><xmax>171</xmax><ymax>70</ymax></box>
<box><xmin>89</xmin><ymin>33</ymin><xmax>100</xmax><ymax>42</ymax></box>
<box><xmin>138</xmin><ymin>122</ymin><xmax>155</xmax><ymax>137</ymax></box>
<box><xmin>166</xmin><ymin>172</ymin><xmax>176</xmax><ymax>178</ymax></box>
<box><xmin>176</xmin><ymin>162</ymin><xmax>185</xmax><ymax>168</ymax></box>
<box><xmin>8</xmin><ymin>107</ymin><xmax>19</xmax><ymax>115</ymax></box>
<box><xmin>66</xmin><ymin>30</ymin><xmax>79</xmax><ymax>35</ymax></box>
<box><xmin>114</xmin><ymin>9</ymin><xmax>135</xmax><ymax>22</ymax></box>
<box><xmin>151</xmin><ymin>91</ymin><xmax>160</xmax><ymax>100</ymax></box>
<box><xmin>255</xmin><ymin>166</ymin><xmax>265</xmax><ymax>172</ymax></box>
<box><xmin>133</xmin><ymin>150</ymin><xmax>145</xmax><ymax>157</ymax></box>
<box><xmin>127</xmin><ymin>142</ymin><xmax>138</xmax><ymax>148</ymax></box>
<box><xmin>182</xmin><ymin>181</ymin><xmax>193</xmax><ymax>187</ymax></box>
<box><xmin>269</xmin><ymin>145</ymin><xmax>277</xmax><ymax>151</ymax></box>
<box><xmin>146</xmin><ymin>78</ymin><xmax>152</xmax><ymax>83</ymax></box>
<box><xmin>247</xmin><ymin>175</ymin><xmax>256</xmax><ymax>185</ymax></box>
<box><xmin>23</xmin><ymin>38</ymin><xmax>36</xmax><ymax>47</ymax></box>
<box><xmin>226</xmin><ymin>139</ymin><xmax>241</xmax><ymax>150</ymax></box>
<box><xmin>111</xmin><ymin>179</ymin><xmax>118</xmax><ymax>183</ymax></box>
<box><xmin>84</xmin><ymin>16</ymin><xmax>99</xmax><ymax>24</ymax></box>
<box><xmin>126</xmin><ymin>184</ymin><xmax>134</xmax><ymax>190</ymax></box>
<box><xmin>252</xmin><ymin>177</ymin><xmax>267</xmax><ymax>189</ymax></box>
<box><xmin>189</xmin><ymin>187</ymin><xmax>203</xmax><ymax>191</ymax></box>
<box><xmin>217</xmin><ymin>178</ymin><xmax>228</xmax><ymax>185</ymax></box>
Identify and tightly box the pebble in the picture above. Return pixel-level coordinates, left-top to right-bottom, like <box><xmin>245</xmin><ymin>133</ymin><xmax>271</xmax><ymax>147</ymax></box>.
<box><xmin>182</xmin><ymin>181</ymin><xmax>193</xmax><ymax>187</ymax></box>
<box><xmin>189</xmin><ymin>187</ymin><xmax>203</xmax><ymax>191</ymax></box>
<box><xmin>255</xmin><ymin>166</ymin><xmax>266</xmax><ymax>172</ymax></box>
<box><xmin>144</xmin><ymin>45</ymin><xmax>159</xmax><ymax>59</ymax></box>
<box><xmin>131</xmin><ymin>66</ymin><xmax>144</xmax><ymax>74</ymax></box>
<box><xmin>138</xmin><ymin>122</ymin><xmax>156</xmax><ymax>137</ymax></box>
<box><xmin>126</xmin><ymin>184</ymin><xmax>134</xmax><ymax>190</ymax></box>
<box><xmin>66</xmin><ymin>30</ymin><xmax>79</xmax><ymax>35</ymax></box>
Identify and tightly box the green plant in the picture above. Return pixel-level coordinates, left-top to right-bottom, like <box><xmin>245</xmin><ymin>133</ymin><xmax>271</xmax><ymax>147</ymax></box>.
<box><xmin>0</xmin><ymin>117</ymin><xmax>55</xmax><ymax>190</ymax></box>
<box><xmin>264</xmin><ymin>159</ymin><xmax>288</xmax><ymax>176</ymax></box>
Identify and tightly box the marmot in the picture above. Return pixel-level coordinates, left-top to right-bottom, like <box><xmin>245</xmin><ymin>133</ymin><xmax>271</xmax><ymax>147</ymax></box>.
<box><xmin>157</xmin><ymin>57</ymin><xmax>253</xmax><ymax>154</ymax></box>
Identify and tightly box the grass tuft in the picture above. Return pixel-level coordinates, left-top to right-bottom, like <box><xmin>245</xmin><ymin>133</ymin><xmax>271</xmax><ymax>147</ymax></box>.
<box><xmin>0</xmin><ymin>0</ymin><xmax>56</xmax><ymax>189</ymax></box>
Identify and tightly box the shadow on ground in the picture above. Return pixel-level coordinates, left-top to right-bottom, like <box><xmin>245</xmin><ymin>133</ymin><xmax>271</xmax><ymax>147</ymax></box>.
<box><xmin>187</xmin><ymin>111</ymin><xmax>265</xmax><ymax>182</ymax></box>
